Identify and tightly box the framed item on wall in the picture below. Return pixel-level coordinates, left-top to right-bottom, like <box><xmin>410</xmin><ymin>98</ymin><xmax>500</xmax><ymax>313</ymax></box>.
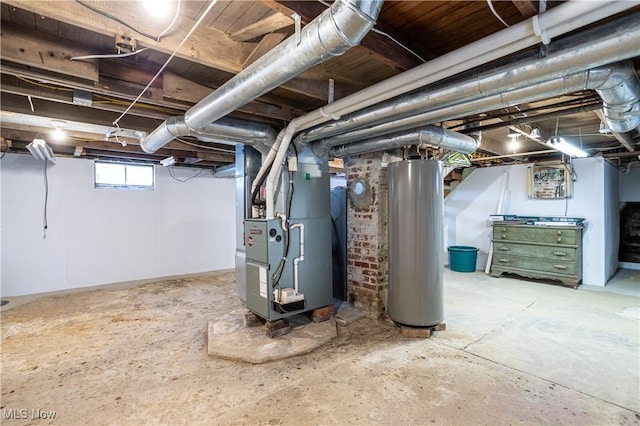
<box><xmin>527</xmin><ymin>162</ymin><xmax>572</xmax><ymax>199</ymax></box>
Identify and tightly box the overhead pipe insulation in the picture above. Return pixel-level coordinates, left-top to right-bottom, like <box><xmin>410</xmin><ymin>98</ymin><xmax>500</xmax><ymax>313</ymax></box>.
<box><xmin>140</xmin><ymin>0</ymin><xmax>383</xmax><ymax>154</ymax></box>
<box><xmin>315</xmin><ymin>60</ymin><xmax>640</xmax><ymax>149</ymax></box>
<box><xmin>285</xmin><ymin>0</ymin><xmax>637</xmax><ymax>135</ymax></box>
<box><xmin>592</xmin><ymin>61</ymin><xmax>640</xmax><ymax>133</ymax></box>
<box><xmin>300</xmin><ymin>11</ymin><xmax>640</xmax><ymax>146</ymax></box>
<box><xmin>326</xmin><ymin>126</ymin><xmax>479</xmax><ymax>158</ymax></box>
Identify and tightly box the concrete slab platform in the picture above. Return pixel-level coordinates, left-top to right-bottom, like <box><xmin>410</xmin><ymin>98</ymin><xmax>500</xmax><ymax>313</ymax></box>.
<box><xmin>207</xmin><ymin>309</ymin><xmax>337</xmax><ymax>364</ymax></box>
<box><xmin>335</xmin><ymin>301</ymin><xmax>366</xmax><ymax>325</ymax></box>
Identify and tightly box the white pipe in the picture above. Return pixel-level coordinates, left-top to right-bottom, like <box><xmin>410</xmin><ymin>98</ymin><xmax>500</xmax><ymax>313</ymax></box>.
<box><xmin>265</xmin><ymin>124</ymin><xmax>299</xmax><ymax>219</ymax></box>
<box><xmin>291</xmin><ymin>1</ymin><xmax>635</xmax><ymax>134</ymax></box>
<box><xmin>289</xmin><ymin>223</ymin><xmax>305</xmax><ymax>294</ymax></box>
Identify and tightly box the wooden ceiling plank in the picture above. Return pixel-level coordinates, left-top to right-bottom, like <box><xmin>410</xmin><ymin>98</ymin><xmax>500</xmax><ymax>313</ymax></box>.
<box><xmin>4</xmin><ymin>1</ymin><xmax>352</xmax><ymax>104</ymax></box>
<box><xmin>1</xmin><ymin>22</ymin><xmax>99</xmax><ymax>82</ymax></box>
<box><xmin>261</xmin><ymin>0</ymin><xmax>423</xmax><ymax>70</ymax></box>
<box><xmin>3</xmin><ymin>0</ymin><xmax>252</xmax><ymax>74</ymax></box>
<box><xmin>226</xmin><ymin>2</ymin><xmax>274</xmax><ymax>36</ymax></box>
<box><xmin>230</xmin><ymin>12</ymin><xmax>293</xmax><ymax>42</ymax></box>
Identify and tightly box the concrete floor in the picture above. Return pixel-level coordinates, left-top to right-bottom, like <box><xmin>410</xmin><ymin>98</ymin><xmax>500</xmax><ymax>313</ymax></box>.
<box><xmin>1</xmin><ymin>269</ymin><xmax>639</xmax><ymax>425</ymax></box>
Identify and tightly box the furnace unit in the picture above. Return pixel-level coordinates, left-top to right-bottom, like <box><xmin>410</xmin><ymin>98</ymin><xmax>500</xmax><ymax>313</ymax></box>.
<box><xmin>245</xmin><ymin>148</ymin><xmax>332</xmax><ymax>321</ymax></box>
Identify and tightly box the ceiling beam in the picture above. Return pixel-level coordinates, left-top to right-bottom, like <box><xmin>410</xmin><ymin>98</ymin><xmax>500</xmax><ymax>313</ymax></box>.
<box><xmin>3</xmin><ymin>0</ymin><xmax>251</xmax><ymax>74</ymax></box>
<box><xmin>162</xmin><ymin>72</ymin><xmax>300</xmax><ymax>121</ymax></box>
<box><xmin>511</xmin><ymin>1</ymin><xmax>538</xmax><ymax>18</ymax></box>
<box><xmin>261</xmin><ymin>0</ymin><xmax>426</xmax><ymax>71</ymax></box>
<box><xmin>243</xmin><ymin>32</ymin><xmax>288</xmax><ymax>68</ymax></box>
<box><xmin>0</xmin><ymin>22</ymin><xmax>98</xmax><ymax>82</ymax></box>
<box><xmin>3</xmin><ymin>1</ymin><xmax>355</xmax><ymax>102</ymax></box>
<box><xmin>229</xmin><ymin>12</ymin><xmax>293</xmax><ymax>42</ymax></box>
<box><xmin>511</xmin><ymin>0</ymin><xmax>538</xmax><ymax>18</ymax></box>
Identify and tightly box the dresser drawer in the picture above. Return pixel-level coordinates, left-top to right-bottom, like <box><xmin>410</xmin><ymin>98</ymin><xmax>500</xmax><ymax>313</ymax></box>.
<box><xmin>493</xmin><ymin>226</ymin><xmax>578</xmax><ymax>245</ymax></box>
<box><xmin>492</xmin><ymin>254</ymin><xmax>577</xmax><ymax>275</ymax></box>
<box><xmin>493</xmin><ymin>243</ymin><xmax>577</xmax><ymax>261</ymax></box>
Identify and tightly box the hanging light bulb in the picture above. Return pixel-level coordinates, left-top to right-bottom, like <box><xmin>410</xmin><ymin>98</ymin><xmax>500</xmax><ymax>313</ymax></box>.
<box><xmin>50</xmin><ymin>119</ymin><xmax>67</xmax><ymax>141</ymax></box>
<box><xmin>51</xmin><ymin>127</ymin><xmax>65</xmax><ymax>141</ymax></box>
<box><xmin>144</xmin><ymin>0</ymin><xmax>172</xmax><ymax>18</ymax></box>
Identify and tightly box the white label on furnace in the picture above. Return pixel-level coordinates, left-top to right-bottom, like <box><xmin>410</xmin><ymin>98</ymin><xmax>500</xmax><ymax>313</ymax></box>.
<box><xmin>259</xmin><ymin>267</ymin><xmax>267</xmax><ymax>298</ymax></box>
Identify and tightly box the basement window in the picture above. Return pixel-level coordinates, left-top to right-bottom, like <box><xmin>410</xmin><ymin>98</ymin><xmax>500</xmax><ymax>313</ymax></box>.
<box><xmin>94</xmin><ymin>161</ymin><xmax>155</xmax><ymax>190</ymax></box>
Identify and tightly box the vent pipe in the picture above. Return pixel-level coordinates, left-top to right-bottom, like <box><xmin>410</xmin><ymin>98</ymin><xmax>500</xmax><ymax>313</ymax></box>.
<box><xmin>140</xmin><ymin>0</ymin><xmax>383</xmax><ymax>154</ymax></box>
<box><xmin>592</xmin><ymin>61</ymin><xmax>640</xmax><ymax>133</ymax></box>
<box><xmin>149</xmin><ymin>116</ymin><xmax>277</xmax><ymax>155</ymax></box>
<box><xmin>301</xmin><ymin>11</ymin><xmax>640</xmax><ymax>146</ymax></box>
<box><xmin>315</xmin><ymin>61</ymin><xmax>640</xmax><ymax>149</ymax></box>
<box><xmin>286</xmin><ymin>0</ymin><xmax>637</xmax><ymax>136</ymax></box>
<box><xmin>327</xmin><ymin>126</ymin><xmax>479</xmax><ymax>158</ymax></box>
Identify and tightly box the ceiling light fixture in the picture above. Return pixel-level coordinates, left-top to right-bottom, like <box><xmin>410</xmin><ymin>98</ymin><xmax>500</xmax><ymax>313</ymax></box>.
<box><xmin>160</xmin><ymin>156</ymin><xmax>176</xmax><ymax>166</ymax></box>
<box><xmin>508</xmin><ymin>129</ymin><xmax>519</xmax><ymax>139</ymax></box>
<box><xmin>26</xmin><ymin>138</ymin><xmax>56</xmax><ymax>164</ymax></box>
<box><xmin>509</xmin><ymin>139</ymin><xmax>519</xmax><ymax>152</ymax></box>
<box><xmin>546</xmin><ymin>136</ymin><xmax>589</xmax><ymax>158</ymax></box>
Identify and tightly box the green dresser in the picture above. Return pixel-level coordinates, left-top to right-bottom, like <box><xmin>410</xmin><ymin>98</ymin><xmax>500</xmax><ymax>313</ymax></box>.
<box><xmin>489</xmin><ymin>222</ymin><xmax>583</xmax><ymax>288</ymax></box>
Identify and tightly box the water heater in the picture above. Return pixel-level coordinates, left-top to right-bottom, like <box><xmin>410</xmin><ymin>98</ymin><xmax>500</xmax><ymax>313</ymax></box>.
<box><xmin>387</xmin><ymin>159</ymin><xmax>444</xmax><ymax>327</ymax></box>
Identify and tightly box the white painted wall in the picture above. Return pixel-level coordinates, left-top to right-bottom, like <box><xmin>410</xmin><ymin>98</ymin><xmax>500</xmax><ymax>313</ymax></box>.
<box><xmin>1</xmin><ymin>154</ymin><xmax>235</xmax><ymax>297</ymax></box>
<box><xmin>444</xmin><ymin>157</ymin><xmax>615</xmax><ymax>286</ymax></box>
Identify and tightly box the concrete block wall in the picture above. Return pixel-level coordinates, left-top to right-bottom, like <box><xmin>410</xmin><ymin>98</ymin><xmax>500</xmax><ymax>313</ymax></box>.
<box><xmin>345</xmin><ymin>153</ymin><xmax>388</xmax><ymax>317</ymax></box>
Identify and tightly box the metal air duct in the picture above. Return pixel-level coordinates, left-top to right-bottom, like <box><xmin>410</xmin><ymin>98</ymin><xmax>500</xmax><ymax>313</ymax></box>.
<box><xmin>327</xmin><ymin>126</ymin><xmax>479</xmax><ymax>158</ymax></box>
<box><xmin>289</xmin><ymin>1</ymin><xmax>637</xmax><ymax>136</ymax></box>
<box><xmin>149</xmin><ymin>116</ymin><xmax>277</xmax><ymax>155</ymax></box>
<box><xmin>316</xmin><ymin>61</ymin><xmax>640</xmax><ymax>149</ymax></box>
<box><xmin>301</xmin><ymin>11</ymin><xmax>640</xmax><ymax>147</ymax></box>
<box><xmin>140</xmin><ymin>0</ymin><xmax>383</xmax><ymax>154</ymax></box>
<box><xmin>592</xmin><ymin>61</ymin><xmax>640</xmax><ymax>133</ymax></box>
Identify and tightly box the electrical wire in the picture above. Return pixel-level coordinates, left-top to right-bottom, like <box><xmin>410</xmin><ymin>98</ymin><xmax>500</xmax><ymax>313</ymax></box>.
<box><xmin>0</xmin><ymin>142</ymin><xmax>7</xmax><ymax>159</ymax></box>
<box><xmin>113</xmin><ymin>0</ymin><xmax>217</xmax><ymax>127</ymax></box>
<box><xmin>157</xmin><ymin>0</ymin><xmax>182</xmax><ymax>41</ymax></box>
<box><xmin>43</xmin><ymin>158</ymin><xmax>49</xmax><ymax>239</ymax></box>
<box><xmin>70</xmin><ymin>48</ymin><xmax>150</xmax><ymax>61</ymax></box>
<box><xmin>167</xmin><ymin>165</ymin><xmax>207</xmax><ymax>182</ymax></box>
<box><xmin>370</xmin><ymin>28</ymin><xmax>427</xmax><ymax>63</ymax></box>
<box><xmin>73</xmin><ymin>0</ymin><xmax>157</xmax><ymax>40</ymax></box>
<box><xmin>174</xmin><ymin>137</ymin><xmax>236</xmax><ymax>154</ymax></box>
<box><xmin>487</xmin><ymin>0</ymin><xmax>510</xmax><ymax>28</ymax></box>
<box><xmin>15</xmin><ymin>76</ymin><xmax>73</xmax><ymax>92</ymax></box>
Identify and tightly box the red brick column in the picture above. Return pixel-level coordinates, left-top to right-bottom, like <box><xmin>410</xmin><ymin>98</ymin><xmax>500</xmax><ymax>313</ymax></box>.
<box><xmin>344</xmin><ymin>153</ymin><xmax>390</xmax><ymax>317</ymax></box>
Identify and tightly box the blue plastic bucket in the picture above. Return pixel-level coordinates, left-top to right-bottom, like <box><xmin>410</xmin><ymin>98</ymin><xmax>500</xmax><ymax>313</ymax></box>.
<box><xmin>448</xmin><ymin>246</ymin><xmax>479</xmax><ymax>272</ymax></box>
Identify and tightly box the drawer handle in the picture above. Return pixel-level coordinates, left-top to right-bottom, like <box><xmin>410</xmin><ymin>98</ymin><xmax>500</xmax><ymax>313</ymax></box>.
<box><xmin>557</xmin><ymin>230</ymin><xmax>562</xmax><ymax>236</ymax></box>
<box><xmin>557</xmin><ymin>237</ymin><xmax>562</xmax><ymax>243</ymax></box>
<box><xmin>498</xmin><ymin>258</ymin><xmax>509</xmax><ymax>263</ymax></box>
<box><xmin>498</xmin><ymin>247</ymin><xmax>510</xmax><ymax>251</ymax></box>
<box><xmin>502</xmin><ymin>228</ymin><xmax>507</xmax><ymax>232</ymax></box>
<box><xmin>502</xmin><ymin>235</ymin><xmax>507</xmax><ymax>239</ymax></box>
<box><xmin>553</xmin><ymin>251</ymin><xmax>567</xmax><ymax>257</ymax></box>
<box><xmin>554</xmin><ymin>264</ymin><xmax>567</xmax><ymax>270</ymax></box>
